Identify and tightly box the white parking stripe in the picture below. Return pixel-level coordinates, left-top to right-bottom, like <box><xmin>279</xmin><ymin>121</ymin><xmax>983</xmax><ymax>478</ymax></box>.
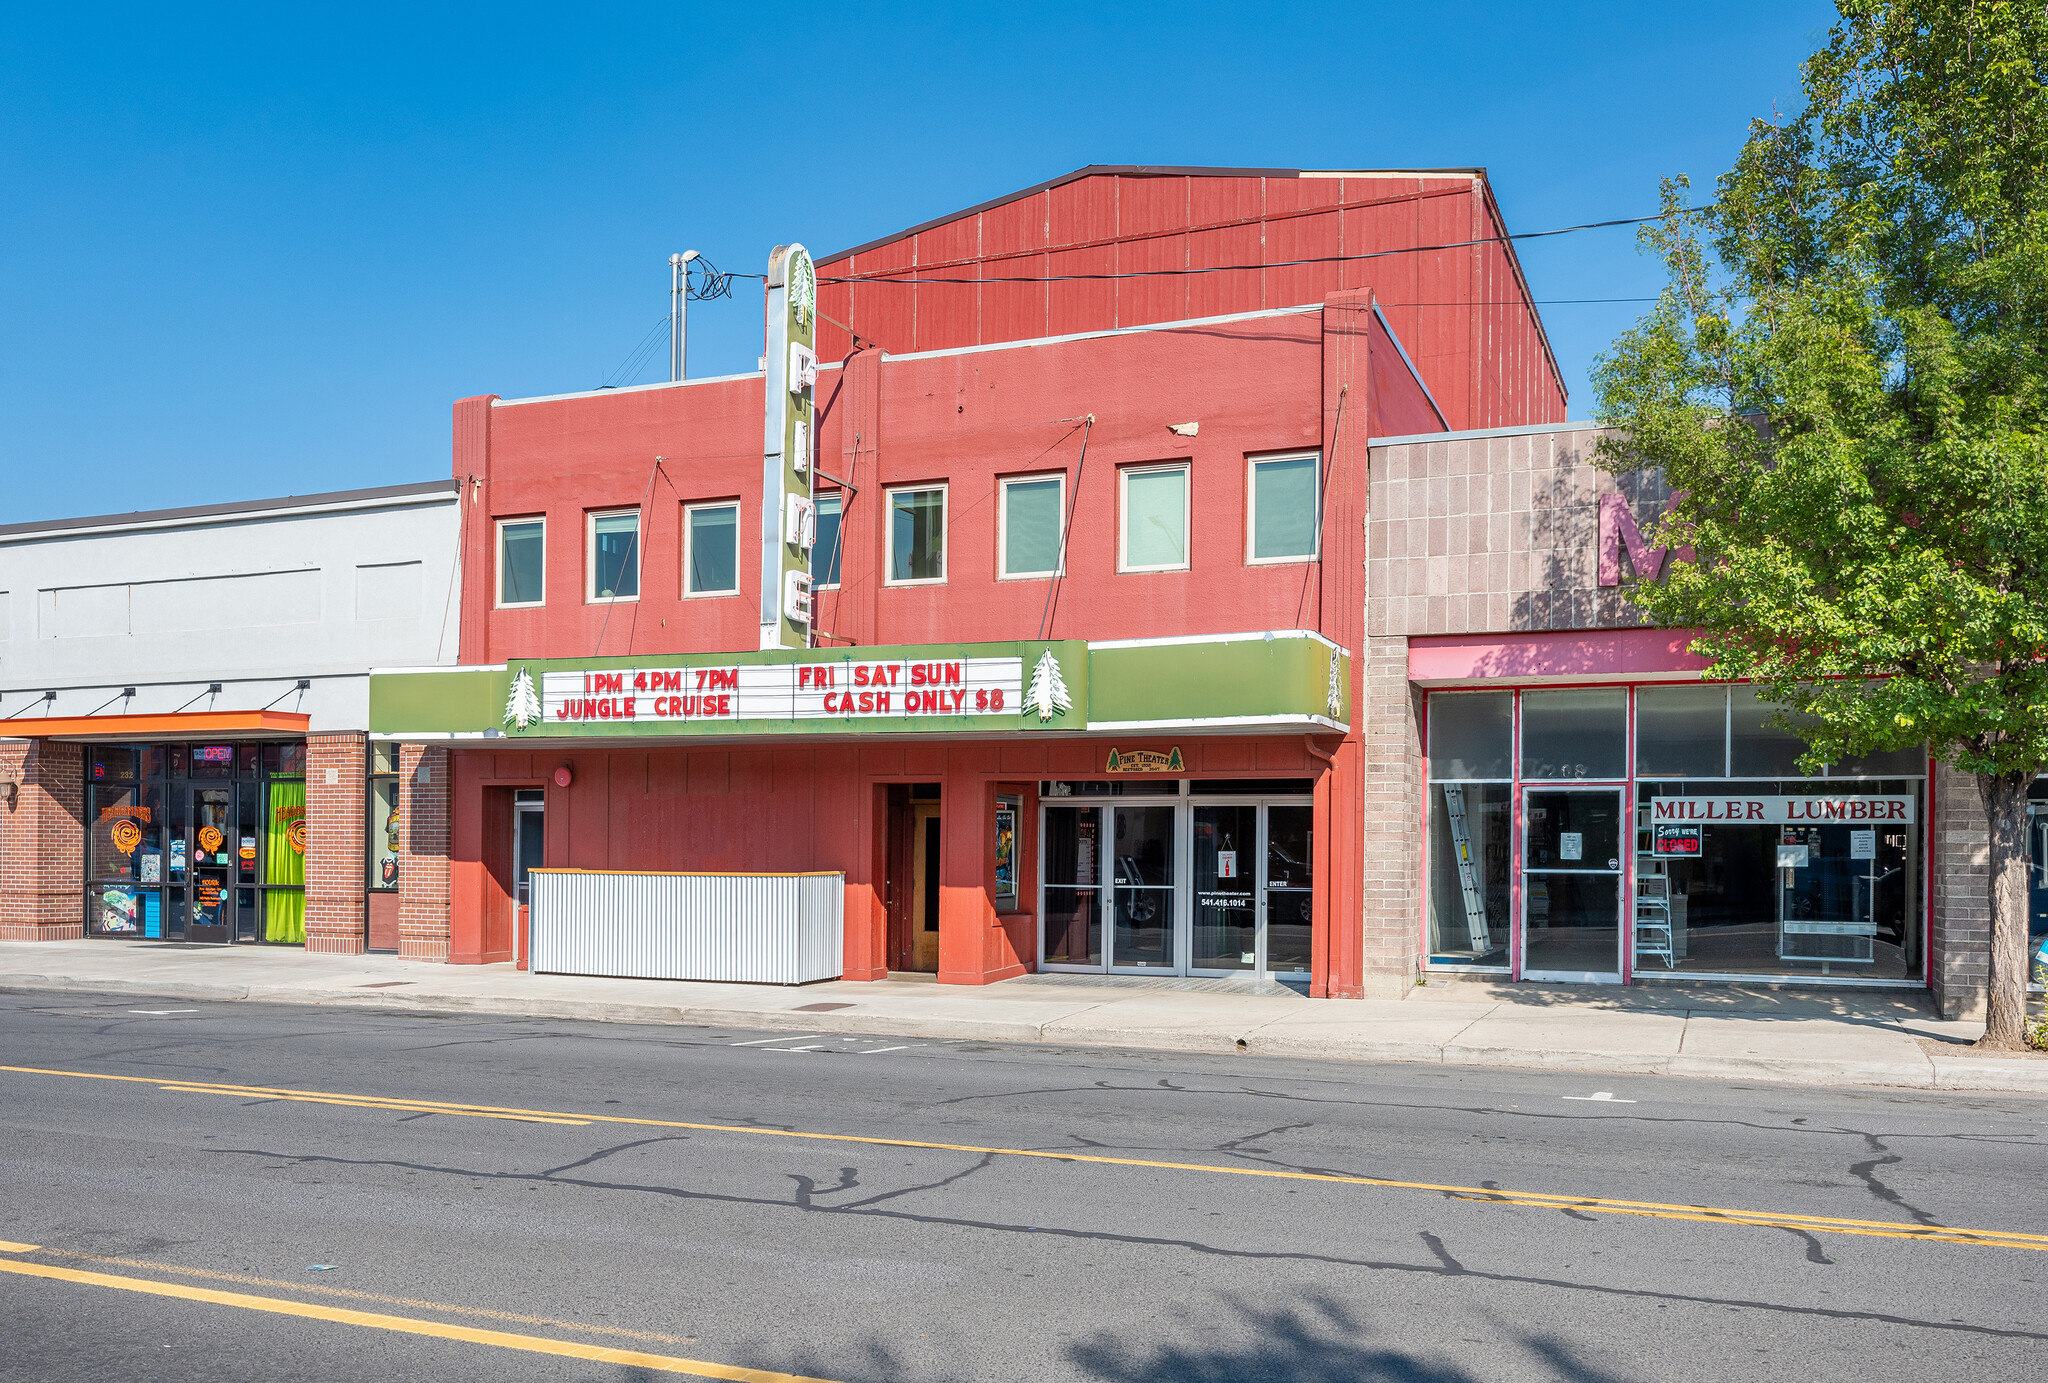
<box><xmin>729</xmin><ymin>1035</ymin><xmax>821</xmax><ymax>1046</ymax></box>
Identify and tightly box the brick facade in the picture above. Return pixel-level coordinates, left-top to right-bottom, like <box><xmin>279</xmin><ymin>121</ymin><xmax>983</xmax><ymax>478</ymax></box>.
<box><xmin>303</xmin><ymin>732</ymin><xmax>367</xmax><ymax>955</ymax></box>
<box><xmin>0</xmin><ymin>739</ymin><xmax>86</xmax><ymax>941</ymax></box>
<box><xmin>398</xmin><ymin>744</ymin><xmax>450</xmax><ymax>961</ymax></box>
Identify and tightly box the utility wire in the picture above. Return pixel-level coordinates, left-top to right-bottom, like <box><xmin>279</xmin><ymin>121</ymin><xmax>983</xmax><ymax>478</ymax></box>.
<box><xmin>820</xmin><ymin>208</ymin><xmax>1711</xmax><ymax>287</ymax></box>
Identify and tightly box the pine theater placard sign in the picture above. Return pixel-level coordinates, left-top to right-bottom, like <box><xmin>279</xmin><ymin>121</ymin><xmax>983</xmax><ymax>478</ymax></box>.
<box><xmin>760</xmin><ymin>243</ymin><xmax>818</xmax><ymax>651</ymax></box>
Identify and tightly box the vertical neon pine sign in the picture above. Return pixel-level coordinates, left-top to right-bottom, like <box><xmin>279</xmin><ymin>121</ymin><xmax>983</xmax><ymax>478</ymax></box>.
<box><xmin>760</xmin><ymin>243</ymin><xmax>818</xmax><ymax>650</ymax></box>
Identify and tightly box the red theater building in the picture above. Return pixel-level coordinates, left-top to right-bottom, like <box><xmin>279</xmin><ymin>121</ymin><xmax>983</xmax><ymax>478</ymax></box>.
<box><xmin>369</xmin><ymin>165</ymin><xmax>1568</xmax><ymax>996</ymax></box>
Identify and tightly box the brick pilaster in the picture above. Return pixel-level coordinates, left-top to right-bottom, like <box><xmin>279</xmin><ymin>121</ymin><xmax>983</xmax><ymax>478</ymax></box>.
<box><xmin>303</xmin><ymin>732</ymin><xmax>366</xmax><ymax>955</ymax></box>
<box><xmin>1929</xmin><ymin>763</ymin><xmax>1990</xmax><ymax>1020</ymax></box>
<box><xmin>398</xmin><ymin>744</ymin><xmax>450</xmax><ymax>961</ymax></box>
<box><xmin>1359</xmin><ymin>635</ymin><xmax>1422</xmax><ymax>994</ymax></box>
<box><xmin>0</xmin><ymin>739</ymin><xmax>86</xmax><ymax>941</ymax></box>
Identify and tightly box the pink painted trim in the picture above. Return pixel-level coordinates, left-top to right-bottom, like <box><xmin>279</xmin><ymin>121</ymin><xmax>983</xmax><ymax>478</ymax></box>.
<box><xmin>1409</xmin><ymin>628</ymin><xmax>1709</xmax><ymax>685</ymax></box>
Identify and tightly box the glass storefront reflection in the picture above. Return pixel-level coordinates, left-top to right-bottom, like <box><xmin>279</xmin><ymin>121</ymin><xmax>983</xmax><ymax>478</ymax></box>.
<box><xmin>1637</xmin><ymin>781</ymin><xmax>1923</xmax><ymax>979</ymax></box>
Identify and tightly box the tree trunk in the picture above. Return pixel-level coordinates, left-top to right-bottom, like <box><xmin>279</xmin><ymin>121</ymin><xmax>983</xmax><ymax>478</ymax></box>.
<box><xmin>1975</xmin><ymin>771</ymin><xmax>2035</xmax><ymax>1051</ymax></box>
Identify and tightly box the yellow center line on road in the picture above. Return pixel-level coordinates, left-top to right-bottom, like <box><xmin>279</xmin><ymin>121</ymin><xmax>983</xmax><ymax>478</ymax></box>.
<box><xmin>5</xmin><ymin>1062</ymin><xmax>2044</xmax><ymax>1253</ymax></box>
<box><xmin>24</xmin><ymin>1247</ymin><xmax>706</xmax><ymax>1349</ymax></box>
<box><xmin>0</xmin><ymin>1257</ymin><xmax>840</xmax><ymax>1383</ymax></box>
<box><xmin>0</xmin><ymin>1241</ymin><xmax>41</xmax><ymax>1253</ymax></box>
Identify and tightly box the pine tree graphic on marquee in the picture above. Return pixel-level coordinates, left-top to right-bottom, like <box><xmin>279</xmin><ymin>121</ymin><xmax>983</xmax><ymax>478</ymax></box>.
<box><xmin>503</xmin><ymin>666</ymin><xmax>542</xmax><ymax>730</ymax></box>
<box><xmin>1026</xmin><ymin>649</ymin><xmax>1072</xmax><ymax>723</ymax></box>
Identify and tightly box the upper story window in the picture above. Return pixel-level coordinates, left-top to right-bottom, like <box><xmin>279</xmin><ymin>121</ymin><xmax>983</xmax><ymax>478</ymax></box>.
<box><xmin>812</xmin><ymin>492</ymin><xmax>843</xmax><ymax>589</ymax></box>
<box><xmin>999</xmin><ymin>475</ymin><xmax>1064</xmax><ymax>579</ymax></box>
<box><xmin>1119</xmin><ymin>463</ymin><xmax>1189</xmax><ymax>573</ymax></box>
<box><xmin>1248</xmin><ymin>451</ymin><xmax>1319</xmax><ymax>563</ymax></box>
<box><xmin>497</xmin><ymin>518</ymin><xmax>545</xmax><ymax>607</ymax></box>
<box><xmin>683</xmin><ymin>502</ymin><xmax>739</xmax><ymax>596</ymax></box>
<box><xmin>588</xmin><ymin>509</ymin><xmax>640</xmax><ymax>603</ymax></box>
<box><xmin>887</xmin><ymin>485</ymin><xmax>946</xmax><ymax>585</ymax></box>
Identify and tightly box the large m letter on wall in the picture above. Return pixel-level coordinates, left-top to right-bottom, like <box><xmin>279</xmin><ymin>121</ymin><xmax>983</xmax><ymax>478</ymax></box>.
<box><xmin>1597</xmin><ymin>492</ymin><xmax>1685</xmax><ymax>587</ymax></box>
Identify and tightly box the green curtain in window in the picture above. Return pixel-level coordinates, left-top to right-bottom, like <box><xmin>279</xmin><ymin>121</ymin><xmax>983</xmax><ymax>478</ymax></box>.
<box><xmin>264</xmin><ymin>778</ymin><xmax>306</xmax><ymax>943</ymax></box>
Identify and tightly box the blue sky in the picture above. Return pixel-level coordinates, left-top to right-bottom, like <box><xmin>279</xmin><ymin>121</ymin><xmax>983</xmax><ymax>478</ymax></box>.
<box><xmin>1</xmin><ymin>2</ymin><xmax>1836</xmax><ymax>524</ymax></box>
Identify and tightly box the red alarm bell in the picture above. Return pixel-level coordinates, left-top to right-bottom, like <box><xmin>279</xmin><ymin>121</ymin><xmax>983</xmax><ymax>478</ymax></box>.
<box><xmin>553</xmin><ymin>766</ymin><xmax>573</xmax><ymax>789</ymax></box>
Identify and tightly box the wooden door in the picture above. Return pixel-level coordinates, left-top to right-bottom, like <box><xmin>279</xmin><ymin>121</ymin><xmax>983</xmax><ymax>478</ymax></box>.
<box><xmin>909</xmin><ymin>804</ymin><xmax>941</xmax><ymax>972</ymax></box>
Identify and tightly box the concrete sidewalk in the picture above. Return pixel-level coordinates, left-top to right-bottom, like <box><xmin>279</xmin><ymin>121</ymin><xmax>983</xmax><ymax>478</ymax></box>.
<box><xmin>4</xmin><ymin>939</ymin><xmax>2044</xmax><ymax>1094</ymax></box>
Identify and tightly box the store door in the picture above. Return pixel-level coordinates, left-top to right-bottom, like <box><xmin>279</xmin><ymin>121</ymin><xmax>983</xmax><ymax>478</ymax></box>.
<box><xmin>1111</xmin><ymin>804</ymin><xmax>1178</xmax><ymax>970</ymax></box>
<box><xmin>1192</xmin><ymin>805</ymin><xmax>1257</xmax><ymax>970</ymax></box>
<box><xmin>908</xmin><ymin>803</ymin><xmax>941</xmax><ymax>972</ymax></box>
<box><xmin>187</xmin><ymin>785</ymin><xmax>234</xmax><ymax>944</ymax></box>
<box><xmin>513</xmin><ymin>795</ymin><xmax>545</xmax><ymax>965</ymax></box>
<box><xmin>1263</xmin><ymin>805</ymin><xmax>1314</xmax><ymax>979</ymax></box>
<box><xmin>1521</xmin><ymin>788</ymin><xmax>1624</xmax><ymax>982</ymax></box>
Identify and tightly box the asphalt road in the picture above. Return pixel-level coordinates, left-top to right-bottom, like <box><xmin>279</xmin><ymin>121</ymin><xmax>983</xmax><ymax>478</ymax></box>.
<box><xmin>1</xmin><ymin>988</ymin><xmax>2044</xmax><ymax>1383</ymax></box>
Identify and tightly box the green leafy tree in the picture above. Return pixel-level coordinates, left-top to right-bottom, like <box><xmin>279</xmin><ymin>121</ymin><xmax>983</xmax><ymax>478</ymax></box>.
<box><xmin>1593</xmin><ymin>0</ymin><xmax>2048</xmax><ymax>1047</ymax></box>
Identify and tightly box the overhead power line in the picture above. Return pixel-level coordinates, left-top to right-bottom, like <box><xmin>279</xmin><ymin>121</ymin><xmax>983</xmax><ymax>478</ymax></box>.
<box><xmin>816</xmin><ymin>207</ymin><xmax>1713</xmax><ymax>287</ymax></box>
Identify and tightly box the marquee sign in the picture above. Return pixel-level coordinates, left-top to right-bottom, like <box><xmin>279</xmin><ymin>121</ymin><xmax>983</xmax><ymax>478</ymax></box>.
<box><xmin>1648</xmin><ymin>796</ymin><xmax>1915</xmax><ymax>825</ymax></box>
<box><xmin>543</xmin><ymin>656</ymin><xmax>1025</xmax><ymax>726</ymax></box>
<box><xmin>369</xmin><ymin>630</ymin><xmax>1349</xmax><ymax>741</ymax></box>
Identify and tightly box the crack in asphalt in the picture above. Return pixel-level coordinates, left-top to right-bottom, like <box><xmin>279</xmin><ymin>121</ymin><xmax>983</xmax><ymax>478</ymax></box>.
<box><xmin>213</xmin><ymin>1144</ymin><xmax>2048</xmax><ymax>1343</ymax></box>
<box><xmin>1842</xmin><ymin>1131</ymin><xmax>1943</xmax><ymax>1225</ymax></box>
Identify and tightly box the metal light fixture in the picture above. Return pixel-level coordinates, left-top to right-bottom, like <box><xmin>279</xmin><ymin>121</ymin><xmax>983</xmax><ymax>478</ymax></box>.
<box><xmin>671</xmin><ymin>250</ymin><xmax>701</xmax><ymax>382</ymax></box>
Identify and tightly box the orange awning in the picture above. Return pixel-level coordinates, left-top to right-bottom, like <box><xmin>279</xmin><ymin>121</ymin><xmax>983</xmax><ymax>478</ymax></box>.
<box><xmin>0</xmin><ymin>711</ymin><xmax>311</xmax><ymax>742</ymax></box>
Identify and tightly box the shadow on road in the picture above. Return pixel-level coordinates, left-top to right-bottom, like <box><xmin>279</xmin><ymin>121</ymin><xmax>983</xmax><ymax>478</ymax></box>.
<box><xmin>1064</xmin><ymin>1295</ymin><xmax>1638</xmax><ymax>1383</ymax></box>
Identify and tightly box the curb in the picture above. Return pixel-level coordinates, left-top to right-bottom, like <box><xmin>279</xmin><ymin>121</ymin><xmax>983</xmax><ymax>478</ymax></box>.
<box><xmin>7</xmin><ymin>971</ymin><xmax>2047</xmax><ymax>1095</ymax></box>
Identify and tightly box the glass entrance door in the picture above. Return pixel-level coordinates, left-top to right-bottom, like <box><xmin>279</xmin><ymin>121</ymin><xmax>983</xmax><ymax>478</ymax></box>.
<box><xmin>1522</xmin><ymin>788</ymin><xmax>1624</xmax><ymax>981</ymax></box>
<box><xmin>1264</xmin><ymin>805</ymin><xmax>1314</xmax><ymax>978</ymax></box>
<box><xmin>187</xmin><ymin>785</ymin><xmax>234</xmax><ymax>943</ymax></box>
<box><xmin>1193</xmin><ymin>805</ymin><xmax>1257</xmax><ymax>970</ymax></box>
<box><xmin>1111</xmin><ymin>805</ymin><xmax>1177</xmax><ymax>969</ymax></box>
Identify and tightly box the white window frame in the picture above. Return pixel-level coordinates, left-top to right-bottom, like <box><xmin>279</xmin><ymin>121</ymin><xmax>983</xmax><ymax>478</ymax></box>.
<box><xmin>997</xmin><ymin>473</ymin><xmax>1066</xmax><ymax>580</ymax></box>
<box><xmin>681</xmin><ymin>500</ymin><xmax>741</xmax><ymax>598</ymax></box>
<box><xmin>586</xmin><ymin>507</ymin><xmax>641</xmax><ymax>605</ymax></box>
<box><xmin>884</xmin><ymin>483</ymin><xmax>948</xmax><ymax>587</ymax></box>
<box><xmin>811</xmin><ymin>490</ymin><xmax>844</xmax><ymax>590</ymax></box>
<box><xmin>495</xmin><ymin>516</ymin><xmax>546</xmax><ymax>609</ymax></box>
<box><xmin>1118</xmin><ymin>462</ymin><xmax>1192</xmax><ymax>574</ymax></box>
<box><xmin>1245</xmin><ymin>450</ymin><xmax>1320</xmax><ymax>565</ymax></box>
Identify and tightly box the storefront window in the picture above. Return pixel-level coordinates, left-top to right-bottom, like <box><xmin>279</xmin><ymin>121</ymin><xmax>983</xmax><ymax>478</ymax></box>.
<box><xmin>1427</xmin><ymin>783</ymin><xmax>1511</xmax><ymax>966</ymax></box>
<box><xmin>191</xmin><ymin>744</ymin><xmax>235</xmax><ymax>779</ymax></box>
<box><xmin>1521</xmin><ymin>689</ymin><xmax>1626</xmax><ymax>780</ymax></box>
<box><xmin>368</xmin><ymin>743</ymin><xmax>400</xmax><ymax>892</ymax></box>
<box><xmin>993</xmin><ymin>794</ymin><xmax>1020</xmax><ymax>909</ymax></box>
<box><xmin>1636</xmin><ymin>685</ymin><xmax>1727</xmax><ymax>777</ymax></box>
<box><xmin>264</xmin><ymin>773</ymin><xmax>307</xmax><ymax>942</ymax></box>
<box><xmin>1427</xmin><ymin>691</ymin><xmax>1511</xmax><ymax>780</ymax></box>
<box><xmin>1426</xmin><ymin>686</ymin><xmax>1932</xmax><ymax>985</ymax></box>
<box><xmin>1637</xmin><ymin>780</ymin><xmax>1923</xmax><ymax>979</ymax></box>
